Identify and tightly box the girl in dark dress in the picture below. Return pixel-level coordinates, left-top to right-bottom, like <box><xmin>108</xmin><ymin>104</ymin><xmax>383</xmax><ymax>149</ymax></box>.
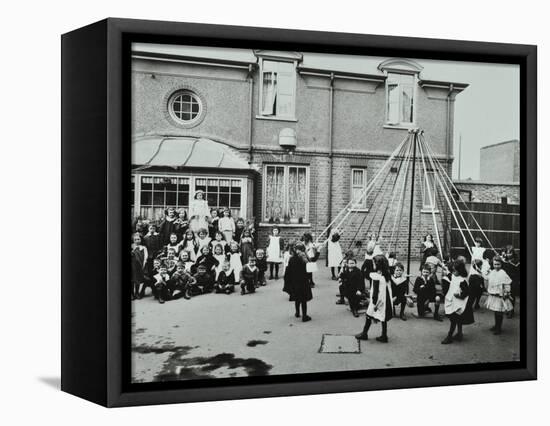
<box><xmin>283</xmin><ymin>242</ymin><xmax>313</xmax><ymax>322</ymax></box>
<box><xmin>469</xmin><ymin>259</ymin><xmax>486</xmax><ymax>310</ymax></box>
<box><xmin>131</xmin><ymin>233</ymin><xmax>148</xmax><ymax>300</ymax></box>
<box><xmin>442</xmin><ymin>259</ymin><xmax>474</xmax><ymax>344</ymax></box>
<box><xmin>355</xmin><ymin>255</ymin><xmax>394</xmax><ymax>342</ymax></box>
<box><xmin>158</xmin><ymin>207</ymin><xmax>181</xmax><ymax>246</ymax></box>
<box><xmin>240</xmin><ymin>228</ymin><xmax>255</xmax><ymax>265</ymax></box>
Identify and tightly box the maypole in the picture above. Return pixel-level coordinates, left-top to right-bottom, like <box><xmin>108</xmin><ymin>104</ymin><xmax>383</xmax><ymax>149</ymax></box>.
<box><xmin>406</xmin><ymin>129</ymin><xmax>419</xmax><ymax>277</ymax></box>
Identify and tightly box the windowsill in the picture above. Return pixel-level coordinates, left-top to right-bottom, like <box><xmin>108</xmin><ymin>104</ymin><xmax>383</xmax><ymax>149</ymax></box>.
<box><xmin>259</xmin><ymin>222</ymin><xmax>311</xmax><ymax>228</ymax></box>
<box><xmin>256</xmin><ymin>115</ymin><xmax>298</xmax><ymax>123</ymax></box>
<box><xmin>383</xmin><ymin>123</ymin><xmax>416</xmax><ymax>130</ymax></box>
<box><xmin>421</xmin><ymin>209</ymin><xmax>440</xmax><ymax>214</ymax></box>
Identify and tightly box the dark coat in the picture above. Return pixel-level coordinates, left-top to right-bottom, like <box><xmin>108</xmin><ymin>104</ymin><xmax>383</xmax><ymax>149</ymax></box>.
<box><xmin>195</xmin><ymin>253</ymin><xmax>220</xmax><ymax>272</ymax></box>
<box><xmin>283</xmin><ymin>254</ymin><xmax>312</xmax><ymax>302</ymax></box>
<box><xmin>339</xmin><ymin>267</ymin><xmax>365</xmax><ymax>296</ymax></box>
<box><xmin>131</xmin><ymin>247</ymin><xmax>146</xmax><ymax>285</ymax></box>
<box><xmin>158</xmin><ymin>218</ymin><xmax>180</xmax><ymax>246</ymax></box>
<box><xmin>413</xmin><ymin>276</ymin><xmax>437</xmax><ymax>301</ymax></box>
<box><xmin>143</xmin><ymin>233</ymin><xmax>162</xmax><ymax>259</ymax></box>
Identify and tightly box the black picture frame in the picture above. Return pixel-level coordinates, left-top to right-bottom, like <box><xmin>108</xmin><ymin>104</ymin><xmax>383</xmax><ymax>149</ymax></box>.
<box><xmin>61</xmin><ymin>18</ymin><xmax>537</xmax><ymax>407</ymax></box>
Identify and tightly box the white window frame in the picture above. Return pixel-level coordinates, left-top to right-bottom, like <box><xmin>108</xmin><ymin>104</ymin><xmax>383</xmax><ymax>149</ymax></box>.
<box><xmin>132</xmin><ymin>173</ymin><xmax>248</xmax><ymax>221</ymax></box>
<box><xmin>384</xmin><ymin>72</ymin><xmax>418</xmax><ymax>128</ymax></box>
<box><xmin>168</xmin><ymin>90</ymin><xmax>203</xmax><ymax>125</ymax></box>
<box><xmin>262</xmin><ymin>164</ymin><xmax>310</xmax><ymax>224</ymax></box>
<box><xmin>350</xmin><ymin>168</ymin><xmax>368</xmax><ymax>210</ymax></box>
<box><xmin>257</xmin><ymin>58</ymin><xmax>298</xmax><ymax>121</ymax></box>
<box><xmin>422</xmin><ymin>171</ymin><xmax>438</xmax><ymax>211</ymax></box>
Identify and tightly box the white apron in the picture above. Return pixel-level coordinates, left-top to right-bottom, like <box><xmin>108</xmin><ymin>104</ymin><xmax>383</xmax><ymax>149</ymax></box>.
<box><xmin>366</xmin><ymin>272</ymin><xmax>393</xmax><ymax>322</ymax></box>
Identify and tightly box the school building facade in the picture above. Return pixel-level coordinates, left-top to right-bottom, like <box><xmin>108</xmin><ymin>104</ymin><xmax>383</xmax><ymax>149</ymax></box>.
<box><xmin>131</xmin><ymin>45</ymin><xmax>468</xmax><ymax>258</ymax></box>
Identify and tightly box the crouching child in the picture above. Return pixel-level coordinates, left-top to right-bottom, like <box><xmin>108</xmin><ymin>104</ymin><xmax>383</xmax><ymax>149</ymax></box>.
<box><xmin>193</xmin><ymin>263</ymin><xmax>215</xmax><ymax>294</ymax></box>
<box><xmin>169</xmin><ymin>261</ymin><xmax>197</xmax><ymax>300</ymax></box>
<box><xmin>153</xmin><ymin>263</ymin><xmax>171</xmax><ymax>304</ymax></box>
<box><xmin>215</xmin><ymin>261</ymin><xmax>236</xmax><ymax>294</ymax></box>
<box><xmin>240</xmin><ymin>257</ymin><xmax>259</xmax><ymax>295</ymax></box>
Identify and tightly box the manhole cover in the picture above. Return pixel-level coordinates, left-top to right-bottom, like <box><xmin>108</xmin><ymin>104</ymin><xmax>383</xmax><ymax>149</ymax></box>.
<box><xmin>319</xmin><ymin>334</ymin><xmax>361</xmax><ymax>354</ymax></box>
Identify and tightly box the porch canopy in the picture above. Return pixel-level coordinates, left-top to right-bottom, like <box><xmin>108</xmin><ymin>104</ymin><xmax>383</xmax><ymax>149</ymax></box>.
<box><xmin>132</xmin><ymin>136</ymin><xmax>252</xmax><ymax>170</ymax></box>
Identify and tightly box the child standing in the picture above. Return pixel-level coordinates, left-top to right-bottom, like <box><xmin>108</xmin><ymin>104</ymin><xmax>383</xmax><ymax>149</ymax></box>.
<box><xmin>218</xmin><ymin>209</ymin><xmax>235</xmax><ymax>242</ymax></box>
<box><xmin>266</xmin><ymin>226</ymin><xmax>284</xmax><ymax>280</ymax></box>
<box><xmin>336</xmin><ymin>258</ymin><xmax>365</xmax><ymax>317</ymax></box>
<box><xmin>485</xmin><ymin>256</ymin><xmax>513</xmax><ymax>335</ymax></box>
<box><xmin>131</xmin><ymin>233</ymin><xmax>148</xmax><ymax>300</ymax></box>
<box><xmin>210</xmin><ymin>231</ymin><xmax>228</xmax><ymax>256</ymax></box>
<box><xmin>327</xmin><ymin>231</ymin><xmax>344</xmax><ymax>280</ymax></box>
<box><xmin>240</xmin><ymin>257</ymin><xmax>259</xmax><ymax>295</ymax></box>
<box><xmin>391</xmin><ymin>262</ymin><xmax>409</xmax><ymax>321</ymax></box>
<box><xmin>355</xmin><ymin>255</ymin><xmax>395</xmax><ymax>342</ymax></box>
<box><xmin>255</xmin><ymin>248</ymin><xmax>268</xmax><ymax>286</ymax></box>
<box><xmin>361</xmin><ymin>241</ymin><xmax>376</xmax><ymax>292</ymax></box>
<box><xmin>468</xmin><ymin>259</ymin><xmax>486</xmax><ymax>310</ymax></box>
<box><xmin>442</xmin><ymin>259</ymin><xmax>475</xmax><ymax>344</ymax></box>
<box><xmin>228</xmin><ymin>240</ymin><xmax>243</xmax><ymax>280</ymax></box>
<box><xmin>212</xmin><ymin>244</ymin><xmax>228</xmax><ymax>279</ymax></box>
<box><xmin>471</xmin><ymin>237</ymin><xmax>486</xmax><ymax>263</ymax></box>
<box><xmin>181</xmin><ymin>229</ymin><xmax>198</xmax><ymax>262</ymax></box>
<box><xmin>143</xmin><ymin>224</ymin><xmax>162</xmax><ymax>270</ymax></box>
<box><xmin>240</xmin><ymin>228</ymin><xmax>255</xmax><ymax>265</ymax></box>
<box><xmin>165</xmin><ymin>232</ymin><xmax>182</xmax><ymax>257</ymax></box>
<box><xmin>302</xmin><ymin>233</ymin><xmax>319</xmax><ymax>288</ymax></box>
<box><xmin>196</xmin><ymin>228</ymin><xmax>212</xmax><ymax>254</ymax></box>
<box><xmin>208</xmin><ymin>208</ymin><xmax>220</xmax><ymax>239</ymax></box>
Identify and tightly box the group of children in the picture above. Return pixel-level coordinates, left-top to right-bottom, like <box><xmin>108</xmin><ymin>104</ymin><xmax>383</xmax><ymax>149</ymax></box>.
<box><xmin>131</xmin><ymin>206</ymin><xmax>287</xmax><ymax>303</ymax></box>
<box><xmin>331</xmin><ymin>233</ymin><xmax>518</xmax><ymax>344</ymax></box>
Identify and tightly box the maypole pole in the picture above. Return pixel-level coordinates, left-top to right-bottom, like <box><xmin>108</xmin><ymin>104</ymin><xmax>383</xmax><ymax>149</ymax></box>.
<box><xmin>406</xmin><ymin>129</ymin><xmax>419</xmax><ymax>277</ymax></box>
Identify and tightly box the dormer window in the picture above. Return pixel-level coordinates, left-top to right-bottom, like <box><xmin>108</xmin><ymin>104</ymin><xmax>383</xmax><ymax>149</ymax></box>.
<box><xmin>379</xmin><ymin>58</ymin><xmax>423</xmax><ymax>128</ymax></box>
<box><xmin>255</xmin><ymin>51</ymin><xmax>302</xmax><ymax>121</ymax></box>
<box><xmin>386</xmin><ymin>73</ymin><xmax>415</xmax><ymax>125</ymax></box>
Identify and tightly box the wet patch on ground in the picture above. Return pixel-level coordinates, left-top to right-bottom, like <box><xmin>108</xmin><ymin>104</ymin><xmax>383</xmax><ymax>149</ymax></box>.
<box><xmin>247</xmin><ymin>340</ymin><xmax>268</xmax><ymax>347</ymax></box>
<box><xmin>154</xmin><ymin>352</ymin><xmax>272</xmax><ymax>381</ymax></box>
<box><xmin>132</xmin><ymin>344</ymin><xmax>194</xmax><ymax>355</ymax></box>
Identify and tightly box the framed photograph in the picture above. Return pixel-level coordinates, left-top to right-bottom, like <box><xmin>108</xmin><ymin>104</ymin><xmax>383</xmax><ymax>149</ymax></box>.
<box><xmin>61</xmin><ymin>18</ymin><xmax>537</xmax><ymax>407</ymax></box>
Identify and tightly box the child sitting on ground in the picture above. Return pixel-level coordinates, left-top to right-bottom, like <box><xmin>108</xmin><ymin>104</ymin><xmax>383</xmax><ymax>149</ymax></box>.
<box><xmin>153</xmin><ymin>263</ymin><xmax>171</xmax><ymax>304</ymax></box>
<box><xmin>336</xmin><ymin>258</ymin><xmax>365</xmax><ymax>317</ymax></box>
<box><xmin>240</xmin><ymin>257</ymin><xmax>259</xmax><ymax>295</ymax></box>
<box><xmin>255</xmin><ymin>248</ymin><xmax>268</xmax><ymax>286</ymax></box>
<box><xmin>178</xmin><ymin>250</ymin><xmax>196</xmax><ymax>274</ymax></box>
<box><xmin>413</xmin><ymin>264</ymin><xmax>443</xmax><ymax>321</ymax></box>
<box><xmin>391</xmin><ymin>262</ymin><xmax>409</xmax><ymax>321</ymax></box>
<box><xmin>215</xmin><ymin>261</ymin><xmax>235</xmax><ymax>294</ymax></box>
<box><xmin>195</xmin><ymin>245</ymin><xmax>219</xmax><ymax>275</ymax></box>
<box><xmin>193</xmin><ymin>263</ymin><xmax>215</xmax><ymax>294</ymax></box>
<box><xmin>169</xmin><ymin>261</ymin><xmax>197</xmax><ymax>300</ymax></box>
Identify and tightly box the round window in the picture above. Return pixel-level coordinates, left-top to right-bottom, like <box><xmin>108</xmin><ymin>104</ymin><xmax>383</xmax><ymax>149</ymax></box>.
<box><xmin>168</xmin><ymin>91</ymin><xmax>203</xmax><ymax>124</ymax></box>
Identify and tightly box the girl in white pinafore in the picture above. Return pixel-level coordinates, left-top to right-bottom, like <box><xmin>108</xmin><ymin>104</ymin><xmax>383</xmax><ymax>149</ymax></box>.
<box><xmin>266</xmin><ymin>226</ymin><xmax>284</xmax><ymax>280</ymax></box>
<box><xmin>485</xmin><ymin>256</ymin><xmax>513</xmax><ymax>335</ymax></box>
<box><xmin>327</xmin><ymin>231</ymin><xmax>344</xmax><ymax>280</ymax></box>
<box><xmin>355</xmin><ymin>256</ymin><xmax>394</xmax><ymax>343</ymax></box>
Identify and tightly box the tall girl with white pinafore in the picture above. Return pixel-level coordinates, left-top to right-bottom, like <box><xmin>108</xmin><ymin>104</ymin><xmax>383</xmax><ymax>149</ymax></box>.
<box><xmin>228</xmin><ymin>240</ymin><xmax>243</xmax><ymax>280</ymax></box>
<box><xmin>355</xmin><ymin>255</ymin><xmax>394</xmax><ymax>343</ymax></box>
<box><xmin>266</xmin><ymin>226</ymin><xmax>284</xmax><ymax>280</ymax></box>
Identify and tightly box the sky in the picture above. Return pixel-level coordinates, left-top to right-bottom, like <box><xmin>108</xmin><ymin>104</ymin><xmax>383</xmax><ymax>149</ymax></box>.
<box><xmin>133</xmin><ymin>43</ymin><xmax>520</xmax><ymax>180</ymax></box>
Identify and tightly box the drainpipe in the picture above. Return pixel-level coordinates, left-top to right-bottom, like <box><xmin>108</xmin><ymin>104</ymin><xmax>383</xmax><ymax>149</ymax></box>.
<box><xmin>247</xmin><ymin>64</ymin><xmax>254</xmax><ymax>164</ymax></box>
<box><xmin>327</xmin><ymin>72</ymin><xmax>335</xmax><ymax>240</ymax></box>
<box><xmin>444</xmin><ymin>83</ymin><xmax>454</xmax><ymax>253</ymax></box>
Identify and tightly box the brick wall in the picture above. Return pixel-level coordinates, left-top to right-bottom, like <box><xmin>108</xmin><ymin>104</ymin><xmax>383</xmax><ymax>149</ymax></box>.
<box><xmin>252</xmin><ymin>151</ymin><xmax>454</xmax><ymax>262</ymax></box>
<box><xmin>454</xmin><ymin>181</ymin><xmax>520</xmax><ymax>204</ymax></box>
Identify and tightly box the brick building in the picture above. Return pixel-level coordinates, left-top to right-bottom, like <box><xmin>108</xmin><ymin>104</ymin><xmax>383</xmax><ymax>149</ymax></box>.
<box><xmin>479</xmin><ymin>139</ymin><xmax>520</xmax><ymax>183</ymax></box>
<box><xmin>131</xmin><ymin>45</ymin><xmax>468</xmax><ymax>259</ymax></box>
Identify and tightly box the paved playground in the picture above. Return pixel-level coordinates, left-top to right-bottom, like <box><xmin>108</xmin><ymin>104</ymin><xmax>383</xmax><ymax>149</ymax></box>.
<box><xmin>131</xmin><ymin>264</ymin><xmax>520</xmax><ymax>383</ymax></box>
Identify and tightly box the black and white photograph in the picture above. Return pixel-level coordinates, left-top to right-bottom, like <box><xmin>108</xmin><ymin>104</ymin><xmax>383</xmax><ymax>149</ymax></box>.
<box><xmin>129</xmin><ymin>43</ymin><xmax>522</xmax><ymax>383</ymax></box>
